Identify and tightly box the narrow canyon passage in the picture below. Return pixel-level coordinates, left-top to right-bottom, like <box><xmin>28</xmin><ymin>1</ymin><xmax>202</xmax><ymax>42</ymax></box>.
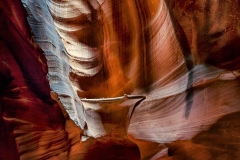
<box><xmin>0</xmin><ymin>0</ymin><xmax>240</xmax><ymax>159</ymax></box>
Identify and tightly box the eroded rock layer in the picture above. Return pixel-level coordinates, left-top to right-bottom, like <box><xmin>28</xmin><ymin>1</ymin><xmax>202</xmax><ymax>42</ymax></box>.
<box><xmin>1</xmin><ymin>0</ymin><xmax>240</xmax><ymax>159</ymax></box>
<box><xmin>21</xmin><ymin>0</ymin><xmax>85</xmax><ymax>128</ymax></box>
<box><xmin>0</xmin><ymin>1</ymin><xmax>82</xmax><ymax>159</ymax></box>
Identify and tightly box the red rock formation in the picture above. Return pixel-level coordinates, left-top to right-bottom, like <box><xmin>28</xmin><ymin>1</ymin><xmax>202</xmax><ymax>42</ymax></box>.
<box><xmin>172</xmin><ymin>0</ymin><xmax>240</xmax><ymax>70</ymax></box>
<box><xmin>1</xmin><ymin>0</ymin><xmax>240</xmax><ymax>159</ymax></box>
<box><xmin>0</xmin><ymin>1</ymin><xmax>82</xmax><ymax>159</ymax></box>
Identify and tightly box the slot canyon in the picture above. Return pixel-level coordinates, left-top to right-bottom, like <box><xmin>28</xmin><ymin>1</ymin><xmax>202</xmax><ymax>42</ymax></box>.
<box><xmin>1</xmin><ymin>0</ymin><xmax>240</xmax><ymax>159</ymax></box>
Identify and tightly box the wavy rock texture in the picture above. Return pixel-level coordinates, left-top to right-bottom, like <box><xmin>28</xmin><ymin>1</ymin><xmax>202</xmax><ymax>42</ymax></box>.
<box><xmin>21</xmin><ymin>0</ymin><xmax>85</xmax><ymax>128</ymax></box>
<box><xmin>1</xmin><ymin>0</ymin><xmax>240</xmax><ymax>159</ymax></box>
<box><xmin>0</xmin><ymin>0</ymin><xmax>89</xmax><ymax>159</ymax></box>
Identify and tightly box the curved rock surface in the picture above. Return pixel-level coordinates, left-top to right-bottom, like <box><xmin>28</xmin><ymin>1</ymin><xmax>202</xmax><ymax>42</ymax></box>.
<box><xmin>1</xmin><ymin>0</ymin><xmax>240</xmax><ymax>159</ymax></box>
<box><xmin>21</xmin><ymin>0</ymin><xmax>85</xmax><ymax>128</ymax></box>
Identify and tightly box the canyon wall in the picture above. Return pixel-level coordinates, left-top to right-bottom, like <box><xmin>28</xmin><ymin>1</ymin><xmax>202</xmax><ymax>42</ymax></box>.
<box><xmin>1</xmin><ymin>0</ymin><xmax>240</xmax><ymax>159</ymax></box>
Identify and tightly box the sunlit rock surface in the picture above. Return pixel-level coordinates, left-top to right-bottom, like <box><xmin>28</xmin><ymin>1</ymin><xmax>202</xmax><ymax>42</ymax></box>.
<box><xmin>1</xmin><ymin>0</ymin><xmax>240</xmax><ymax>159</ymax></box>
<box><xmin>21</xmin><ymin>0</ymin><xmax>85</xmax><ymax>128</ymax></box>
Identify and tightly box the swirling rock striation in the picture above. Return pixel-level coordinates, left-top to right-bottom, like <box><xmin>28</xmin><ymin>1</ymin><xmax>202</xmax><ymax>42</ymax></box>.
<box><xmin>21</xmin><ymin>0</ymin><xmax>85</xmax><ymax>128</ymax></box>
<box><xmin>0</xmin><ymin>0</ymin><xmax>83</xmax><ymax>159</ymax></box>
<box><xmin>1</xmin><ymin>0</ymin><xmax>240</xmax><ymax>159</ymax></box>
